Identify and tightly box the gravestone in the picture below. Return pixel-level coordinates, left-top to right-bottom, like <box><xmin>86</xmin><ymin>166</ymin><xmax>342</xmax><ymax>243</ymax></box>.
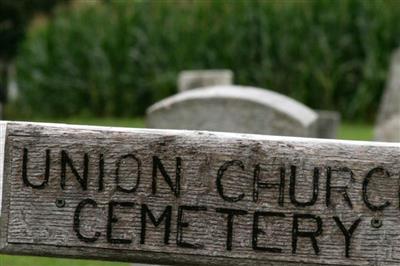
<box><xmin>0</xmin><ymin>63</ymin><xmax>6</xmax><ymax>119</ymax></box>
<box><xmin>375</xmin><ymin>113</ymin><xmax>400</xmax><ymax>142</ymax></box>
<box><xmin>146</xmin><ymin>85</ymin><xmax>318</xmax><ymax>137</ymax></box>
<box><xmin>375</xmin><ymin>49</ymin><xmax>400</xmax><ymax>142</ymax></box>
<box><xmin>0</xmin><ymin>121</ymin><xmax>399</xmax><ymax>266</ymax></box>
<box><xmin>315</xmin><ymin>110</ymin><xmax>341</xmax><ymax>139</ymax></box>
<box><xmin>178</xmin><ymin>70</ymin><xmax>233</xmax><ymax>92</ymax></box>
<box><xmin>0</xmin><ymin>84</ymin><xmax>5</xmax><ymax>120</ymax></box>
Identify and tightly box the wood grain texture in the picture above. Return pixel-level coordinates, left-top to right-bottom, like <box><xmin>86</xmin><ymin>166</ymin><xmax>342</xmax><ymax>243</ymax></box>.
<box><xmin>0</xmin><ymin>122</ymin><xmax>6</xmax><ymax>213</ymax></box>
<box><xmin>0</xmin><ymin>121</ymin><xmax>399</xmax><ymax>266</ymax></box>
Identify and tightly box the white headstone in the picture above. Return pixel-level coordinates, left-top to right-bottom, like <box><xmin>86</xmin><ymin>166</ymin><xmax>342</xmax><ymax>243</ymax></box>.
<box><xmin>375</xmin><ymin>113</ymin><xmax>400</xmax><ymax>142</ymax></box>
<box><xmin>178</xmin><ymin>70</ymin><xmax>233</xmax><ymax>92</ymax></box>
<box><xmin>375</xmin><ymin>49</ymin><xmax>400</xmax><ymax>142</ymax></box>
<box><xmin>146</xmin><ymin>85</ymin><xmax>318</xmax><ymax>137</ymax></box>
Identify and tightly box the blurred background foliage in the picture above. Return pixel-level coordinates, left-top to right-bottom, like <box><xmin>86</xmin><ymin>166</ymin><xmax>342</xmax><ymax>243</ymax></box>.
<box><xmin>9</xmin><ymin>0</ymin><xmax>400</xmax><ymax>122</ymax></box>
<box><xmin>0</xmin><ymin>1</ymin><xmax>393</xmax><ymax>264</ymax></box>
<box><xmin>0</xmin><ymin>0</ymin><xmax>67</xmax><ymax>103</ymax></box>
<box><xmin>0</xmin><ymin>0</ymin><xmax>67</xmax><ymax>62</ymax></box>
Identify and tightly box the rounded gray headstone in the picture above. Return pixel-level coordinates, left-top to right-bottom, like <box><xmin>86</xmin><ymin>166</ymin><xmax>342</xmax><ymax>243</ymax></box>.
<box><xmin>146</xmin><ymin>85</ymin><xmax>318</xmax><ymax>137</ymax></box>
<box><xmin>178</xmin><ymin>70</ymin><xmax>233</xmax><ymax>92</ymax></box>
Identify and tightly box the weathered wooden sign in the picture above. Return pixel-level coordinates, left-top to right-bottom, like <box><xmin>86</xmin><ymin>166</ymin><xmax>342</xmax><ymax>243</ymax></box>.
<box><xmin>0</xmin><ymin>121</ymin><xmax>399</xmax><ymax>265</ymax></box>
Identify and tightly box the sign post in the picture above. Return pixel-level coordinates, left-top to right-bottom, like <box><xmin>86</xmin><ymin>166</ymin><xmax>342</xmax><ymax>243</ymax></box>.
<box><xmin>0</xmin><ymin>121</ymin><xmax>399</xmax><ymax>265</ymax></box>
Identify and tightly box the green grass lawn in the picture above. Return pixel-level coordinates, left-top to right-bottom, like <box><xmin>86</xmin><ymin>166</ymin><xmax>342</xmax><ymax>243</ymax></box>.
<box><xmin>23</xmin><ymin>116</ymin><xmax>146</xmax><ymax>128</ymax></box>
<box><xmin>0</xmin><ymin>256</ymin><xmax>128</xmax><ymax>266</ymax></box>
<box><xmin>0</xmin><ymin>117</ymin><xmax>374</xmax><ymax>266</ymax></box>
<box><xmin>338</xmin><ymin>122</ymin><xmax>374</xmax><ymax>141</ymax></box>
